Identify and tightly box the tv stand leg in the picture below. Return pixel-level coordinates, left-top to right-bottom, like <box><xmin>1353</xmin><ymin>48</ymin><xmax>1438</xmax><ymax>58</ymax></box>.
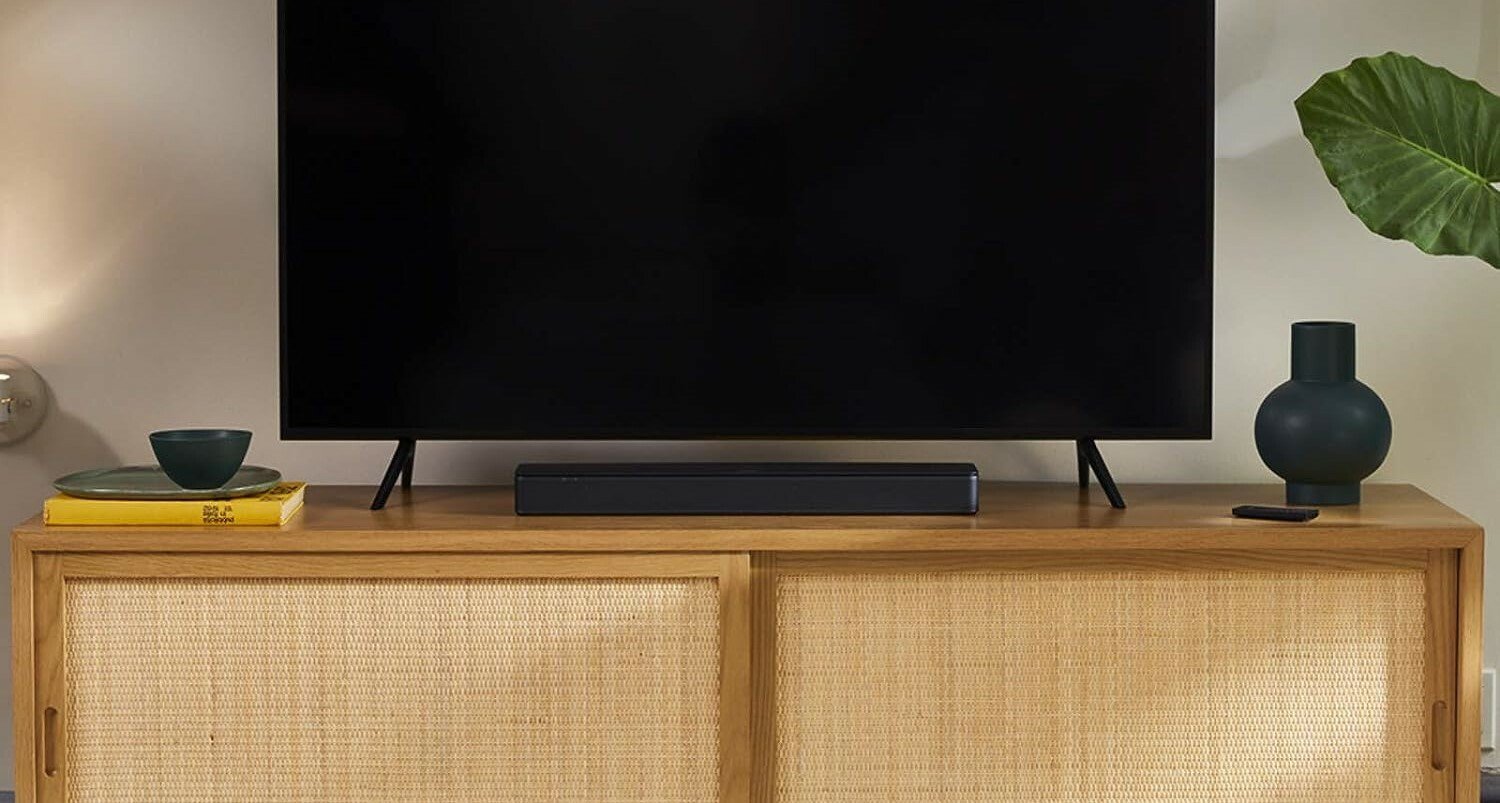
<box><xmin>1076</xmin><ymin>439</ymin><xmax>1126</xmax><ymax>509</ymax></box>
<box><xmin>371</xmin><ymin>438</ymin><xmax>416</xmax><ymax>510</ymax></box>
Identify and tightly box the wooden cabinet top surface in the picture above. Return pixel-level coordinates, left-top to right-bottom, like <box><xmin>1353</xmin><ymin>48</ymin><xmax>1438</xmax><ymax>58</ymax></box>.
<box><xmin>12</xmin><ymin>483</ymin><xmax>1482</xmax><ymax>553</ymax></box>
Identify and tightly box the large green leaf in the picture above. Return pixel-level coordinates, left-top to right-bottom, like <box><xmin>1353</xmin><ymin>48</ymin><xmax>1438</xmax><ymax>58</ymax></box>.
<box><xmin>1295</xmin><ymin>52</ymin><xmax>1500</xmax><ymax>268</ymax></box>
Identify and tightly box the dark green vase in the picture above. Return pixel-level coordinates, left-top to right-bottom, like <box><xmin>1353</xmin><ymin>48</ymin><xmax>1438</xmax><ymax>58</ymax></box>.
<box><xmin>1254</xmin><ymin>322</ymin><xmax>1391</xmax><ymax>506</ymax></box>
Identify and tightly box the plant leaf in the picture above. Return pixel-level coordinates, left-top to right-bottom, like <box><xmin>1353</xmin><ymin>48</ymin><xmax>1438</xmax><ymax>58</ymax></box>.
<box><xmin>1295</xmin><ymin>52</ymin><xmax>1500</xmax><ymax>268</ymax></box>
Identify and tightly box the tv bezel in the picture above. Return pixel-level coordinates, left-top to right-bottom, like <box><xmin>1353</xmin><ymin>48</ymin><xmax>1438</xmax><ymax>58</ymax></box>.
<box><xmin>276</xmin><ymin>0</ymin><xmax>1214</xmax><ymax>443</ymax></box>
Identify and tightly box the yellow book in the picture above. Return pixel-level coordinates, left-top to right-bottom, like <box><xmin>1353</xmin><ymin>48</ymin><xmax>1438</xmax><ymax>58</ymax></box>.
<box><xmin>44</xmin><ymin>482</ymin><xmax>307</xmax><ymax>526</ymax></box>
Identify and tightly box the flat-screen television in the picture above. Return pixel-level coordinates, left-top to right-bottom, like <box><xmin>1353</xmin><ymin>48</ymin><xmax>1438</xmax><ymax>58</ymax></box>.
<box><xmin>280</xmin><ymin>0</ymin><xmax>1212</xmax><ymax>441</ymax></box>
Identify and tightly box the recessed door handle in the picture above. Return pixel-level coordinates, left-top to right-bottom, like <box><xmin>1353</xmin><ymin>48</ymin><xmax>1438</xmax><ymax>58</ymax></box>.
<box><xmin>43</xmin><ymin>706</ymin><xmax>59</xmax><ymax>777</ymax></box>
<box><xmin>1431</xmin><ymin>700</ymin><xmax>1451</xmax><ymax>771</ymax></box>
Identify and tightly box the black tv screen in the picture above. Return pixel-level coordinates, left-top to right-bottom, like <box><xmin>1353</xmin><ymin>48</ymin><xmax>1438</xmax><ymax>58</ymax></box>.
<box><xmin>280</xmin><ymin>0</ymin><xmax>1212</xmax><ymax>440</ymax></box>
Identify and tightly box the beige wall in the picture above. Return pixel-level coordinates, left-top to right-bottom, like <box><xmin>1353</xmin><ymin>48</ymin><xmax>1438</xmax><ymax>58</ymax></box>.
<box><xmin>1</xmin><ymin>0</ymin><xmax>1497</xmax><ymax>787</ymax></box>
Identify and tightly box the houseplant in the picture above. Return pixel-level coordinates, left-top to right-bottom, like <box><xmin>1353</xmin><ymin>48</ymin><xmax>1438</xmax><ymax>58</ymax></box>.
<box><xmin>1250</xmin><ymin>53</ymin><xmax>1498</xmax><ymax>505</ymax></box>
<box><xmin>1295</xmin><ymin>52</ymin><xmax>1500</xmax><ymax>267</ymax></box>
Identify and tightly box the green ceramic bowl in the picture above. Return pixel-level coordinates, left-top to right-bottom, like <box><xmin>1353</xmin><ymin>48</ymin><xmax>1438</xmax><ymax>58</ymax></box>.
<box><xmin>149</xmin><ymin>429</ymin><xmax>252</xmax><ymax>490</ymax></box>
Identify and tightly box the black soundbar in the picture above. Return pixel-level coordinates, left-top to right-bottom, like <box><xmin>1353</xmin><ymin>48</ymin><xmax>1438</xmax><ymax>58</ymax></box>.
<box><xmin>514</xmin><ymin>462</ymin><xmax>979</xmax><ymax>515</ymax></box>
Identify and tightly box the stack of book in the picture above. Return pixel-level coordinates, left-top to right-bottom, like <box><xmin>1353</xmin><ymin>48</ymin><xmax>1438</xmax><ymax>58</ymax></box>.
<box><xmin>44</xmin><ymin>482</ymin><xmax>307</xmax><ymax>526</ymax></box>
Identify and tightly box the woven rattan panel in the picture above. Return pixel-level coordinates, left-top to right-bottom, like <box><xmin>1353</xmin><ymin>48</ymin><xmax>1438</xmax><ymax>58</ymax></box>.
<box><xmin>776</xmin><ymin>569</ymin><xmax>1427</xmax><ymax>802</ymax></box>
<box><xmin>64</xmin><ymin>578</ymin><xmax>720</xmax><ymax>802</ymax></box>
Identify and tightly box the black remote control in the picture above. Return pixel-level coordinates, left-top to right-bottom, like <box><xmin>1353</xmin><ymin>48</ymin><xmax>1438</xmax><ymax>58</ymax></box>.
<box><xmin>1232</xmin><ymin>505</ymin><xmax>1319</xmax><ymax>522</ymax></box>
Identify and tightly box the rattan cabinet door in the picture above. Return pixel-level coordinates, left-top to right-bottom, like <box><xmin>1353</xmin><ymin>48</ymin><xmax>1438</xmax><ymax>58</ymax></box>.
<box><xmin>770</xmin><ymin>553</ymin><xmax>1451</xmax><ymax>803</ymax></box>
<box><xmin>30</xmin><ymin>554</ymin><xmax>751</xmax><ymax>803</ymax></box>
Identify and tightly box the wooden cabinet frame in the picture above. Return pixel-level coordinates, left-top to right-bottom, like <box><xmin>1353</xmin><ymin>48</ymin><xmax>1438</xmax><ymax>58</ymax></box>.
<box><xmin>10</xmin><ymin>484</ymin><xmax>1484</xmax><ymax>802</ymax></box>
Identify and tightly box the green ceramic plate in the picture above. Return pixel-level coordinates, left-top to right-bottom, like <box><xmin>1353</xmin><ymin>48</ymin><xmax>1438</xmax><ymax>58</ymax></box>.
<box><xmin>54</xmin><ymin>465</ymin><xmax>283</xmax><ymax>500</ymax></box>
